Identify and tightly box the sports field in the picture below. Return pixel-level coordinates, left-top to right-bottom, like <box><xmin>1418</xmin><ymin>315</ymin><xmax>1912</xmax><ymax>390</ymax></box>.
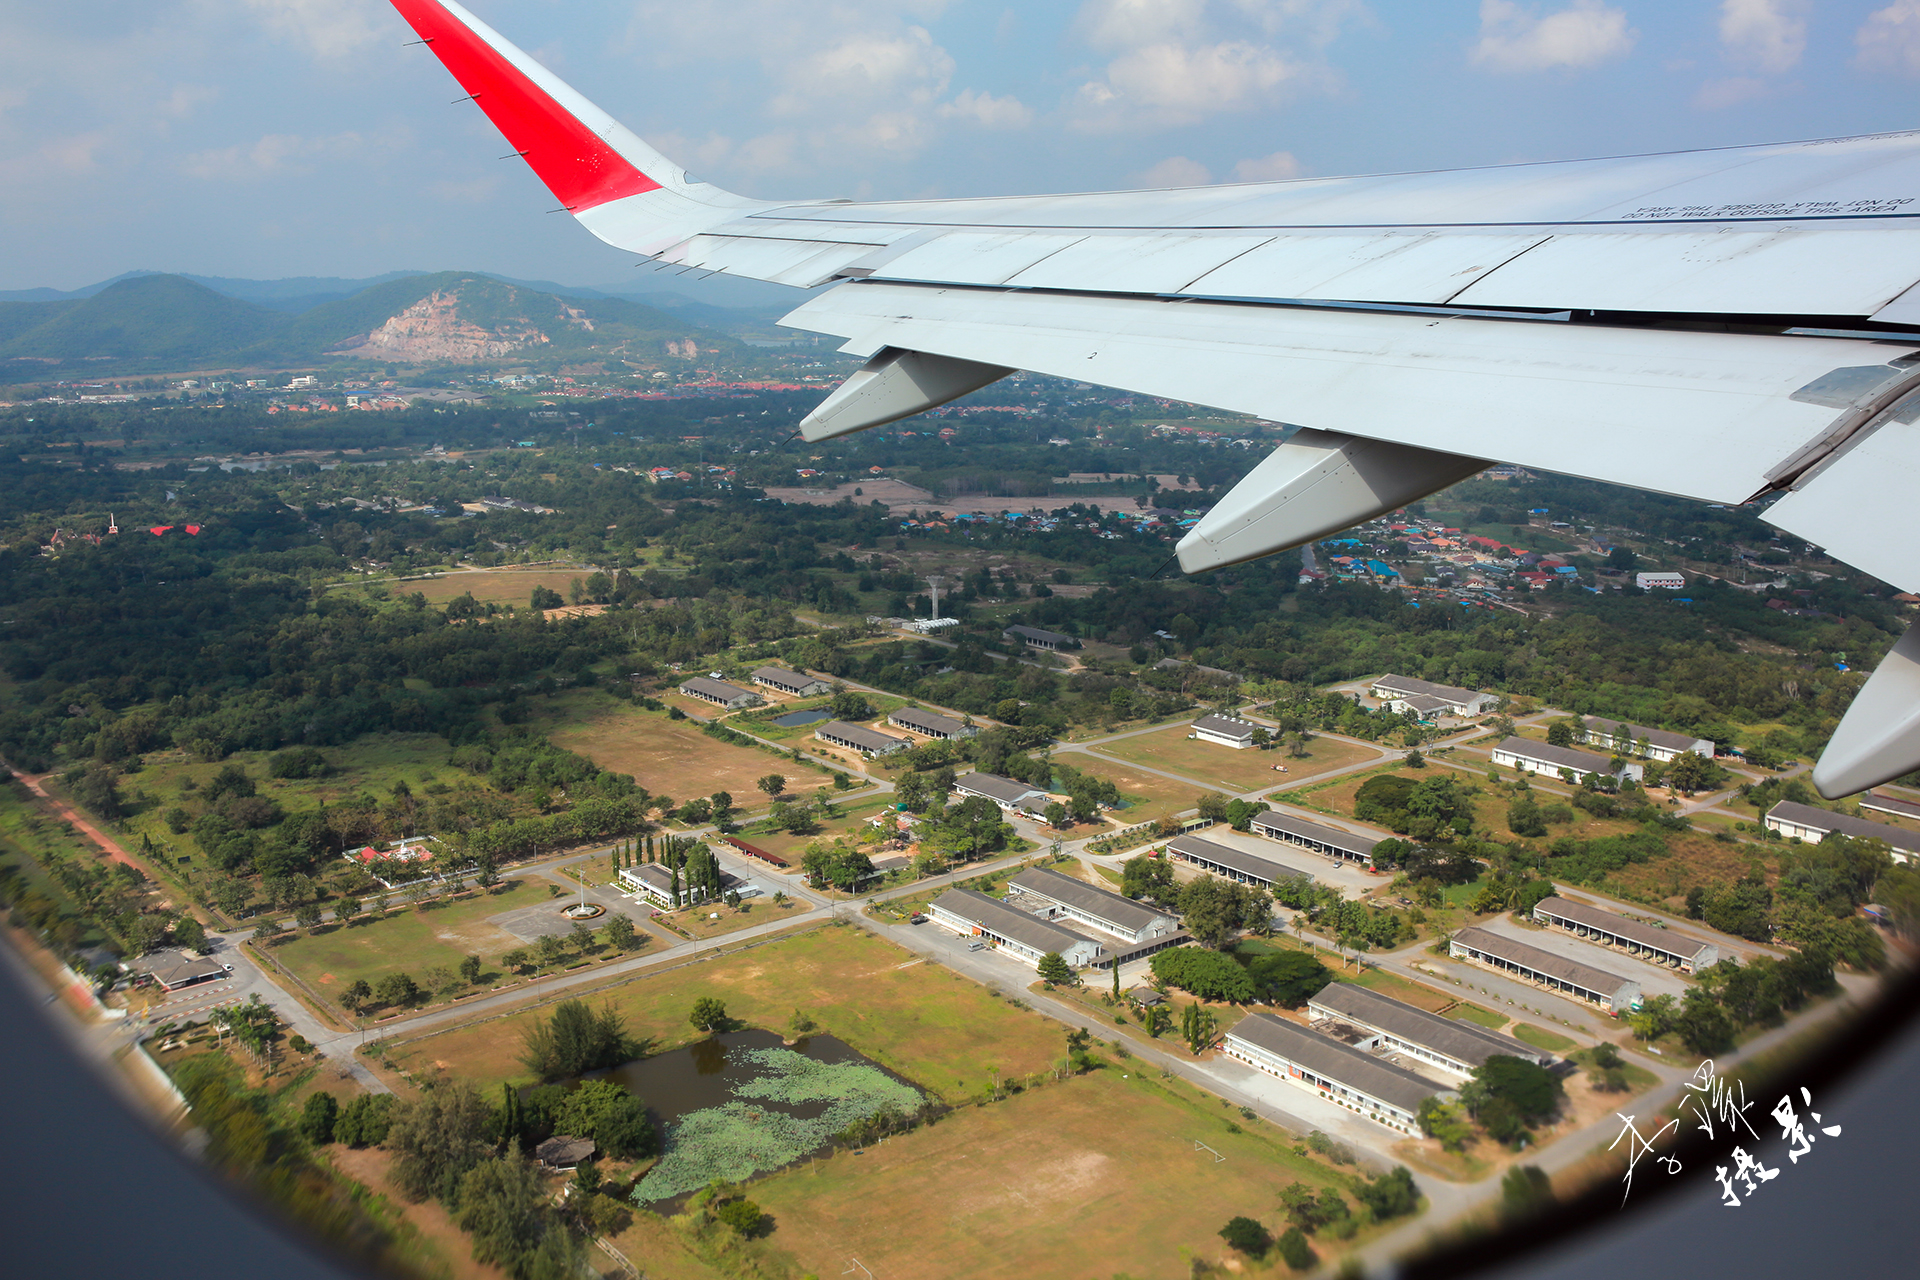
<box><xmin>1089</xmin><ymin>724</ymin><xmax>1379</xmax><ymax>792</ymax></box>
<box><xmin>402</xmin><ymin>568</ymin><xmax>589</xmax><ymax>609</ymax></box>
<box><xmin>538</xmin><ymin>696</ymin><xmax>818</xmax><ymax>802</ymax></box>
<box><xmin>738</xmin><ymin>1069</ymin><xmax>1379</xmax><ymax>1280</ymax></box>
<box><xmin>385</xmin><ymin>924</ymin><xmax>1061</xmax><ymax>1100</ymax></box>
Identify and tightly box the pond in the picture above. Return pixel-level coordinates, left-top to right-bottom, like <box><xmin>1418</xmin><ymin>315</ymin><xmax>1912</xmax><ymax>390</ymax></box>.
<box><xmin>595</xmin><ymin>1028</ymin><xmax>927</xmax><ymax>1204</ymax></box>
<box><xmin>769</xmin><ymin>708</ymin><xmax>832</xmax><ymax>728</ymax></box>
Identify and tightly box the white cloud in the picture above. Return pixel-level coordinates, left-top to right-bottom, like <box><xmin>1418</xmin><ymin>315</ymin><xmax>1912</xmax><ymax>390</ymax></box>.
<box><xmin>1470</xmin><ymin>0</ymin><xmax>1637</xmax><ymax>73</ymax></box>
<box><xmin>1233</xmin><ymin>149</ymin><xmax>1303</xmax><ymax>180</ymax></box>
<box><xmin>1132</xmin><ymin>155</ymin><xmax>1212</xmax><ymax>187</ymax></box>
<box><xmin>1718</xmin><ymin>0</ymin><xmax>1805</xmax><ymax>74</ymax></box>
<box><xmin>181</xmin><ymin>131</ymin><xmax>370</xmax><ymax>181</ymax></box>
<box><xmin>1858</xmin><ymin>1</ymin><xmax>1920</xmax><ymax>75</ymax></box>
<box><xmin>1693</xmin><ymin>75</ymin><xmax>1768</xmax><ymax>109</ymax></box>
<box><xmin>1070</xmin><ymin>0</ymin><xmax>1356</xmax><ymax>131</ymax></box>
<box><xmin>768</xmin><ymin>29</ymin><xmax>954</xmax><ymax>117</ymax></box>
<box><xmin>937</xmin><ymin>89</ymin><xmax>1033</xmax><ymax>130</ymax></box>
<box><xmin>235</xmin><ymin>0</ymin><xmax>383</xmax><ymax>61</ymax></box>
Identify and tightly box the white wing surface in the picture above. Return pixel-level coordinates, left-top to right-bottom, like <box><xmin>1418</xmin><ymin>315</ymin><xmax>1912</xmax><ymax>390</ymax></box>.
<box><xmin>388</xmin><ymin>0</ymin><xmax>1920</xmax><ymax>797</ymax></box>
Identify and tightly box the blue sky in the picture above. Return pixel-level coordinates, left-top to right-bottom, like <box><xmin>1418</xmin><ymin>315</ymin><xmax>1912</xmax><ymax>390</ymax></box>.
<box><xmin>5</xmin><ymin>1</ymin><xmax>1920</xmax><ymax>295</ymax></box>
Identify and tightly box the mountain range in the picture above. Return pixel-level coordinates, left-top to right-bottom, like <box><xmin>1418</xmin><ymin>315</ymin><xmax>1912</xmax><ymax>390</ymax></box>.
<box><xmin>0</xmin><ymin>270</ymin><xmax>793</xmax><ymax>378</ymax></box>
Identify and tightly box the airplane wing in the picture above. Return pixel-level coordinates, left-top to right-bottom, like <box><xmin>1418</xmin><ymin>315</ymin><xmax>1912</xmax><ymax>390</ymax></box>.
<box><xmin>390</xmin><ymin>0</ymin><xmax>1920</xmax><ymax>798</ymax></box>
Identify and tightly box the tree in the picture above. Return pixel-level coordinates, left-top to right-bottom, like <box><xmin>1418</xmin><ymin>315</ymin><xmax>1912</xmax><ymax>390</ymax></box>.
<box><xmin>519</xmin><ymin>1000</ymin><xmax>636</xmax><ymax>1080</ymax></box>
<box><xmin>1064</xmin><ymin>1026</ymin><xmax>1098</xmax><ymax>1073</ymax></box>
<box><xmin>689</xmin><ymin>996</ymin><xmax>728</xmax><ymax>1033</ymax></box>
<box><xmin>757</xmin><ymin>773</ymin><xmax>787</xmax><ymax>799</ymax></box>
<box><xmin>1276</xmin><ymin>1226</ymin><xmax>1316</xmax><ymax>1270</ymax></box>
<box><xmin>1180</xmin><ymin>1002</ymin><xmax>1218</xmax><ymax>1055</ymax></box>
<box><xmin>714</xmin><ymin>1198</ymin><xmax>766</xmax><ymax>1237</ymax></box>
<box><xmin>340</xmin><ymin>979</ymin><xmax>373</xmax><ymax>1015</ymax></box>
<box><xmin>502</xmin><ymin>947</ymin><xmax>533</xmax><ymax>976</ymax></box>
<box><xmin>1354</xmin><ymin>1166</ymin><xmax>1419</xmax><ymax>1221</ymax></box>
<box><xmin>1120</xmin><ymin>853</ymin><xmax>1176</xmax><ymax>901</ymax></box>
<box><xmin>1463</xmin><ymin>1055</ymin><xmax>1563</xmax><ymax>1128</ymax></box>
<box><xmin>1152</xmin><ymin>947</ymin><xmax>1254</xmax><ymax>1002</ymax></box>
<box><xmin>555</xmin><ymin>1079</ymin><xmax>658</xmax><ymax>1160</ymax></box>
<box><xmin>459</xmin><ymin>953</ymin><xmax>483</xmax><ymax>986</ymax></box>
<box><xmin>298</xmin><ymin>1092</ymin><xmax>340</xmax><ymax>1145</ymax></box>
<box><xmin>172</xmin><ymin>914</ymin><xmax>207</xmax><ymax>951</ymax></box>
<box><xmin>388</xmin><ymin>1081</ymin><xmax>493</xmax><ymax>1202</ymax></box>
<box><xmin>1248</xmin><ymin>951</ymin><xmax>1332</xmax><ymax>1006</ymax></box>
<box><xmin>1036</xmin><ymin>951</ymin><xmax>1076</xmax><ymax>986</ymax></box>
<box><xmin>708</xmin><ymin>791</ymin><xmax>735</xmax><ymax>827</ymax></box>
<box><xmin>1218</xmin><ymin>1216</ymin><xmax>1271</xmax><ymax>1257</ymax></box>
<box><xmin>333</xmin><ymin>895</ymin><xmax>363</xmax><ymax>927</ymax></box>
<box><xmin>535</xmin><ymin>934</ymin><xmax>567</xmax><ymax>968</ymax></box>
<box><xmin>375</xmin><ymin>972</ymin><xmax>419</xmax><ymax>1008</ymax></box>
<box><xmin>1545</xmin><ymin>719</ymin><xmax>1575</xmax><ymax>747</ymax></box>
<box><xmin>334</xmin><ymin>1094</ymin><xmax>395</xmax><ymax>1147</ymax></box>
<box><xmin>1500</xmin><ymin>1165</ymin><xmax>1555</xmax><ymax>1221</ymax></box>
<box><xmin>454</xmin><ymin>1155</ymin><xmax>575</xmax><ymax>1273</ymax></box>
<box><xmin>1675</xmin><ymin>990</ymin><xmax>1735</xmax><ymax>1055</ymax></box>
<box><xmin>1042</xmin><ymin>801</ymin><xmax>1070</xmax><ymax>829</ymax></box>
<box><xmin>294</xmin><ymin>902</ymin><xmax>324</xmax><ymax>933</ymax></box>
<box><xmin>1197</xmin><ymin>792</ymin><xmax>1230</xmax><ymax>822</ymax></box>
<box><xmin>474</xmin><ymin>856</ymin><xmax>501</xmax><ymax>893</ymax></box>
<box><xmin>1669</xmin><ymin>750</ymin><xmax>1714</xmax><ymax>795</ymax></box>
<box><xmin>604</xmin><ymin>913</ymin><xmax>638</xmax><ymax>951</ymax></box>
<box><xmin>1418</xmin><ymin>1097</ymin><xmax>1473</xmax><ymax>1152</ymax></box>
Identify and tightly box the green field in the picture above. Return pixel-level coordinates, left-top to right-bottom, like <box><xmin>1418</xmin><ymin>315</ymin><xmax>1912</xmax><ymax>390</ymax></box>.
<box><xmin>385</xmin><ymin>923</ymin><xmax>1063</xmax><ymax>1101</ymax></box>
<box><xmin>1090</xmin><ymin>723</ymin><xmax>1379</xmax><ymax>792</ymax></box>
<box><xmin>267</xmin><ymin>877</ymin><xmax>617</xmax><ymax>1008</ymax></box>
<box><xmin>1512</xmin><ymin>1022</ymin><xmax>1577</xmax><ymax>1052</ymax></box>
<box><xmin>1448</xmin><ymin>1001</ymin><xmax>1510</xmax><ymax>1030</ymax></box>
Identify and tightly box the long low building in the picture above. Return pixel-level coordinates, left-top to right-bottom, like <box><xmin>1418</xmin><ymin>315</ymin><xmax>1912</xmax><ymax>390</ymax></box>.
<box><xmin>928</xmin><ymin>888</ymin><xmax>1104</xmax><ymax>967</ymax></box>
<box><xmin>814</xmin><ymin>719</ymin><xmax>912</xmax><ymax>757</ymax></box>
<box><xmin>1532</xmin><ymin>896</ymin><xmax>1719</xmax><ymax>972</ymax></box>
<box><xmin>677</xmin><ymin>676</ymin><xmax>763</xmax><ymax>710</ymax></box>
<box><xmin>953</xmin><ymin>772</ymin><xmax>1054</xmax><ymax>816</ymax></box>
<box><xmin>750</xmin><ymin>665</ymin><xmax>830</xmax><ymax>697</ymax></box>
<box><xmin>1861</xmin><ymin>791</ymin><xmax>1920</xmax><ymax>822</ymax></box>
<box><xmin>1307</xmin><ymin>982</ymin><xmax>1550</xmax><ymax>1078</ymax></box>
<box><xmin>618</xmin><ymin>863</ymin><xmax>762</xmax><ymax>910</ymax></box>
<box><xmin>1578</xmin><ymin>717</ymin><xmax>1714</xmax><ymax>763</ymax></box>
<box><xmin>1223</xmin><ymin>1010</ymin><xmax>1455</xmax><ymax>1135</ymax></box>
<box><xmin>1250</xmin><ymin>811</ymin><xmax>1381</xmax><ymax>867</ymax></box>
<box><xmin>1449</xmin><ymin>926</ymin><xmax>1642</xmax><ymax>1015</ymax></box>
<box><xmin>1764</xmin><ymin>800</ymin><xmax>1920</xmax><ymax>864</ymax></box>
<box><xmin>1490</xmin><ymin>736</ymin><xmax>1642</xmax><ymax>783</ymax></box>
<box><xmin>889</xmin><ymin>705</ymin><xmax>978</xmax><ymax>740</ymax></box>
<box><xmin>1368</xmin><ymin>674</ymin><xmax>1498</xmax><ymax>717</ymax></box>
<box><xmin>1006</xmin><ymin>866</ymin><xmax>1180</xmax><ymax>946</ymax></box>
<box><xmin>1167</xmin><ymin>834</ymin><xmax>1310</xmax><ymax>890</ymax></box>
<box><xmin>1190</xmin><ymin>712</ymin><xmax>1258</xmax><ymax>748</ymax></box>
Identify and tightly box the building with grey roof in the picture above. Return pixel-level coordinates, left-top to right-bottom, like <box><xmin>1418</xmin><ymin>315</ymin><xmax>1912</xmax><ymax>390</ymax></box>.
<box><xmin>927</xmin><ymin>888</ymin><xmax>1104</xmax><ymax>967</ymax></box>
<box><xmin>1449</xmin><ymin>926</ymin><xmax>1642</xmax><ymax>1015</ymax></box>
<box><xmin>1577</xmin><ymin>717</ymin><xmax>1715</xmax><ymax>763</ymax></box>
<box><xmin>814</xmin><ymin>719</ymin><xmax>911</xmax><ymax>757</ymax></box>
<box><xmin>1532</xmin><ymin>896</ymin><xmax>1719</xmax><ymax>972</ymax></box>
<box><xmin>1307</xmin><ymin>982</ymin><xmax>1550</xmax><ymax>1078</ymax></box>
<box><xmin>1006</xmin><ymin>866</ymin><xmax>1179</xmax><ymax>946</ymax></box>
<box><xmin>1765</xmin><ymin>800</ymin><xmax>1920</xmax><ymax>864</ymax></box>
<box><xmin>952</xmin><ymin>772</ymin><xmax>1053</xmax><ymax>816</ymax></box>
<box><xmin>1861</xmin><ymin>791</ymin><xmax>1920</xmax><ymax>823</ymax></box>
<box><xmin>1250</xmin><ymin>811</ymin><xmax>1382</xmax><ymax>866</ymax></box>
<box><xmin>1490</xmin><ymin>736</ymin><xmax>1642</xmax><ymax>784</ymax></box>
<box><xmin>137</xmin><ymin>950</ymin><xmax>227</xmax><ymax>991</ymax></box>
<box><xmin>750</xmin><ymin>665</ymin><xmax>830</xmax><ymax>697</ymax></box>
<box><xmin>1223</xmin><ymin>1010</ymin><xmax>1455</xmax><ymax>1135</ymax></box>
<box><xmin>1003</xmin><ymin>624</ymin><xmax>1080</xmax><ymax>651</ymax></box>
<box><xmin>1167</xmin><ymin>834</ymin><xmax>1310</xmax><ymax>890</ymax></box>
<box><xmin>677</xmin><ymin>676</ymin><xmax>763</xmax><ymax>710</ymax></box>
<box><xmin>1368</xmin><ymin>674</ymin><xmax>1498</xmax><ymax>716</ymax></box>
<box><xmin>1189</xmin><ymin>712</ymin><xmax>1258</xmax><ymax>748</ymax></box>
<box><xmin>889</xmin><ymin>706</ymin><xmax>978</xmax><ymax>740</ymax></box>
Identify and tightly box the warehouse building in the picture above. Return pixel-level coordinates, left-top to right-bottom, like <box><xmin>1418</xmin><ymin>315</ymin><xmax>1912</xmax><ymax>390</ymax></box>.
<box><xmin>1167</xmin><ymin>834</ymin><xmax>1311</xmax><ymax>890</ymax></box>
<box><xmin>1368</xmin><ymin>674</ymin><xmax>1498</xmax><ymax>717</ymax></box>
<box><xmin>952</xmin><ymin>772</ymin><xmax>1054</xmax><ymax>817</ymax></box>
<box><xmin>750</xmin><ymin>665</ymin><xmax>831</xmax><ymax>698</ymax></box>
<box><xmin>814</xmin><ymin>720</ymin><xmax>912</xmax><ymax>757</ymax></box>
<box><xmin>1006</xmin><ymin>866</ymin><xmax>1180</xmax><ymax>946</ymax></box>
<box><xmin>1307</xmin><ymin>982</ymin><xmax>1550</xmax><ymax>1078</ymax></box>
<box><xmin>1764</xmin><ymin>800</ymin><xmax>1920</xmax><ymax>864</ymax></box>
<box><xmin>1577</xmin><ymin>717</ymin><xmax>1714</xmax><ymax>763</ymax></box>
<box><xmin>1490</xmin><ymin>736</ymin><xmax>1642</xmax><ymax>784</ymax></box>
<box><xmin>1250</xmin><ymin>811</ymin><xmax>1382</xmax><ymax>867</ymax></box>
<box><xmin>1189</xmin><ymin>712</ymin><xmax>1259</xmax><ymax>749</ymax></box>
<box><xmin>1003</xmin><ymin>624</ymin><xmax>1081</xmax><ymax>651</ymax></box>
<box><xmin>1532</xmin><ymin>896</ymin><xmax>1719</xmax><ymax>972</ymax></box>
<box><xmin>677</xmin><ymin>676</ymin><xmax>763</xmax><ymax>710</ymax></box>
<box><xmin>1449</xmin><ymin>926</ymin><xmax>1642</xmax><ymax>1015</ymax></box>
<box><xmin>927</xmin><ymin>888</ymin><xmax>1104</xmax><ymax>967</ymax></box>
<box><xmin>1223</xmin><ymin>1010</ymin><xmax>1454</xmax><ymax>1135</ymax></box>
<box><xmin>889</xmin><ymin>706</ymin><xmax>978</xmax><ymax>740</ymax></box>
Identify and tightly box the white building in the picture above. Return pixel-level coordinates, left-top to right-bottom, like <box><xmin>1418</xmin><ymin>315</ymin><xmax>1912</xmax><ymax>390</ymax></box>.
<box><xmin>1635</xmin><ymin>572</ymin><xmax>1686</xmax><ymax>590</ymax></box>
<box><xmin>889</xmin><ymin>706</ymin><xmax>978</xmax><ymax>740</ymax></box>
<box><xmin>1367</xmin><ymin>674</ymin><xmax>1498</xmax><ymax>717</ymax></box>
<box><xmin>1307</xmin><ymin>982</ymin><xmax>1551</xmax><ymax>1079</ymax></box>
<box><xmin>1490</xmin><ymin>736</ymin><xmax>1643</xmax><ymax>784</ymax></box>
<box><xmin>927</xmin><ymin>888</ymin><xmax>1104</xmax><ymax>967</ymax></box>
<box><xmin>814</xmin><ymin>720</ymin><xmax>911</xmax><ymax>757</ymax></box>
<box><xmin>1223</xmin><ymin>1010</ymin><xmax>1453</xmax><ymax>1135</ymax></box>
<box><xmin>1189</xmin><ymin>712</ymin><xmax>1259</xmax><ymax>749</ymax></box>
<box><xmin>750</xmin><ymin>665</ymin><xmax>830</xmax><ymax>698</ymax></box>
<box><xmin>1577</xmin><ymin>717</ymin><xmax>1714</xmax><ymax>763</ymax></box>
<box><xmin>677</xmin><ymin>676</ymin><xmax>763</xmax><ymax>710</ymax></box>
<box><xmin>1005</xmin><ymin>866</ymin><xmax>1182</xmax><ymax>954</ymax></box>
<box><xmin>1449</xmin><ymin>926</ymin><xmax>1642</xmax><ymax>1015</ymax></box>
<box><xmin>1764</xmin><ymin>800</ymin><xmax>1920</xmax><ymax>864</ymax></box>
<box><xmin>618</xmin><ymin>862</ymin><xmax>762</xmax><ymax>910</ymax></box>
<box><xmin>952</xmin><ymin>772</ymin><xmax>1054</xmax><ymax>816</ymax></box>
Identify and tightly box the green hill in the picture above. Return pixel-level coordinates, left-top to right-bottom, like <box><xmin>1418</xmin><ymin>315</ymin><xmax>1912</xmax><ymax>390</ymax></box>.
<box><xmin>0</xmin><ymin>275</ymin><xmax>284</xmax><ymax>364</ymax></box>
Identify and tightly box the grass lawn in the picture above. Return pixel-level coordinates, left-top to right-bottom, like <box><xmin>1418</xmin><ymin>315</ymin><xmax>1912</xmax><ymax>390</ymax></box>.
<box><xmin>384</xmin><ymin>924</ymin><xmax>1063</xmax><ymax>1101</ymax></box>
<box><xmin>268</xmin><ymin>878</ymin><xmax>610</xmax><ymax>1007</ymax></box>
<box><xmin>663</xmin><ymin>896</ymin><xmax>806</xmax><ymax>941</ymax></box>
<box><xmin>536</xmin><ymin>692</ymin><xmax>826</xmax><ymax>802</ymax></box>
<box><xmin>402</xmin><ymin>568</ymin><xmax>590</xmax><ymax>609</ymax></box>
<box><xmin>1449</xmin><ymin>1002</ymin><xmax>1511</xmax><ymax>1030</ymax></box>
<box><xmin>736</xmin><ymin>1068</ymin><xmax>1389</xmax><ymax>1280</ymax></box>
<box><xmin>1090</xmin><ymin>725</ymin><xmax>1378</xmax><ymax>793</ymax></box>
<box><xmin>1512</xmin><ymin>1022</ymin><xmax>1577</xmax><ymax>1052</ymax></box>
<box><xmin>1055</xmin><ymin>755</ymin><xmax>1202</xmax><ymax>827</ymax></box>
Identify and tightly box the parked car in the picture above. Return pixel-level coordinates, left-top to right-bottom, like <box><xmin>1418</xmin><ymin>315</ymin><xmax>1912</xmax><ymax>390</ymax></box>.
<box><xmin>909</xmin><ymin>913</ymin><xmax>928</xmax><ymax>924</ymax></box>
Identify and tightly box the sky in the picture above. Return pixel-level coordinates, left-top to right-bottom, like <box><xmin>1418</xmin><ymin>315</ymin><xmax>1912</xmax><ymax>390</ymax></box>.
<box><xmin>6</xmin><ymin>0</ymin><xmax>1920</xmax><ymax>295</ymax></box>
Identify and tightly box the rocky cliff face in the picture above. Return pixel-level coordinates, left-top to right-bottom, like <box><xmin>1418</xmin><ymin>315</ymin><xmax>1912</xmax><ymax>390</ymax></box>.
<box><xmin>334</xmin><ymin>290</ymin><xmax>551</xmax><ymax>362</ymax></box>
